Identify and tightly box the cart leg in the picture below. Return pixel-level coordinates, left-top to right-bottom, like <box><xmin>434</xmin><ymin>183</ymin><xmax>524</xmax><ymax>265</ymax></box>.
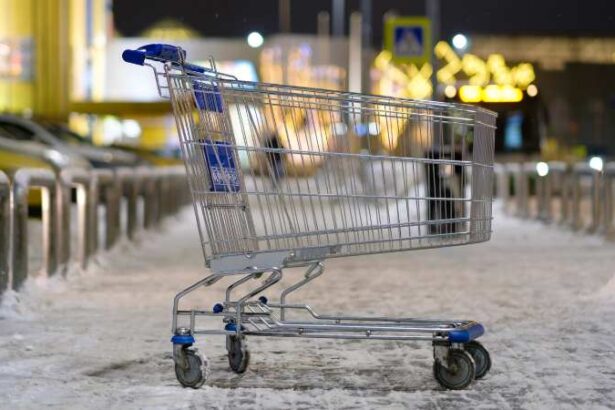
<box><xmin>170</xmin><ymin>275</ymin><xmax>221</xmax><ymax>388</ymax></box>
<box><xmin>279</xmin><ymin>262</ymin><xmax>323</xmax><ymax>321</ymax></box>
<box><xmin>172</xmin><ymin>273</ymin><xmax>221</xmax><ymax>333</ymax></box>
<box><xmin>220</xmin><ymin>269</ymin><xmax>282</xmax><ymax>373</ymax></box>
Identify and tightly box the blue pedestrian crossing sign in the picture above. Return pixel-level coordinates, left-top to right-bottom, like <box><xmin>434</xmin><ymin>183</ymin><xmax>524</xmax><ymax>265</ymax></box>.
<box><xmin>384</xmin><ymin>17</ymin><xmax>431</xmax><ymax>65</ymax></box>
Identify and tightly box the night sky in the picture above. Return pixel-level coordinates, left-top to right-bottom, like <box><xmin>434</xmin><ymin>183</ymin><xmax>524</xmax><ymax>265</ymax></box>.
<box><xmin>114</xmin><ymin>0</ymin><xmax>615</xmax><ymax>45</ymax></box>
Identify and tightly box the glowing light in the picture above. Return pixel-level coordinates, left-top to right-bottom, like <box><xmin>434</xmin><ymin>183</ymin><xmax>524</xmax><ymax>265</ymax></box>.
<box><xmin>482</xmin><ymin>85</ymin><xmax>501</xmax><ymax>102</ymax></box>
<box><xmin>458</xmin><ymin>85</ymin><xmax>482</xmax><ymax>103</ymax></box>
<box><xmin>452</xmin><ymin>34</ymin><xmax>468</xmax><ymax>51</ymax></box>
<box><xmin>527</xmin><ymin>84</ymin><xmax>538</xmax><ymax>97</ymax></box>
<box><xmin>0</xmin><ymin>43</ymin><xmax>10</xmax><ymax>56</ymax></box>
<box><xmin>458</xmin><ymin>85</ymin><xmax>523</xmax><ymax>103</ymax></box>
<box><xmin>102</xmin><ymin>117</ymin><xmax>123</xmax><ymax>142</ymax></box>
<box><xmin>368</xmin><ymin>122</ymin><xmax>380</xmax><ymax>136</ymax></box>
<box><xmin>482</xmin><ymin>85</ymin><xmax>523</xmax><ymax>103</ymax></box>
<box><xmin>247</xmin><ymin>32</ymin><xmax>264</xmax><ymax>48</ymax></box>
<box><xmin>589</xmin><ymin>156</ymin><xmax>604</xmax><ymax>172</ymax></box>
<box><xmin>333</xmin><ymin>122</ymin><xmax>348</xmax><ymax>136</ymax></box>
<box><xmin>498</xmin><ymin>85</ymin><xmax>523</xmax><ymax>102</ymax></box>
<box><xmin>444</xmin><ymin>85</ymin><xmax>457</xmax><ymax>98</ymax></box>
<box><xmin>122</xmin><ymin>119</ymin><xmax>142</xmax><ymax>139</ymax></box>
<box><xmin>374</xmin><ymin>50</ymin><xmax>393</xmax><ymax>70</ymax></box>
<box><xmin>536</xmin><ymin>162</ymin><xmax>549</xmax><ymax>177</ymax></box>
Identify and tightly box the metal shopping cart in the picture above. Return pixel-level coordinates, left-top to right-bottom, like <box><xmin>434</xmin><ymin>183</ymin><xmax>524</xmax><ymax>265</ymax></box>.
<box><xmin>123</xmin><ymin>44</ymin><xmax>497</xmax><ymax>390</ymax></box>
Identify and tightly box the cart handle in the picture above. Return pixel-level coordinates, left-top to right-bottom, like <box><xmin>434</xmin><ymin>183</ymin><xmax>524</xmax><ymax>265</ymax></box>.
<box><xmin>122</xmin><ymin>43</ymin><xmax>206</xmax><ymax>73</ymax></box>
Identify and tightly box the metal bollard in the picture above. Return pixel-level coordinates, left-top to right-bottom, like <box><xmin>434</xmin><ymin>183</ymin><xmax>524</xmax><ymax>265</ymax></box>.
<box><xmin>138</xmin><ymin>168</ymin><xmax>161</xmax><ymax>230</ymax></box>
<box><xmin>570</xmin><ymin>163</ymin><xmax>602</xmax><ymax>232</ymax></box>
<box><xmin>90</xmin><ymin>169</ymin><xmax>121</xmax><ymax>253</ymax></box>
<box><xmin>157</xmin><ymin>168</ymin><xmax>172</xmax><ymax>220</ymax></box>
<box><xmin>116</xmin><ymin>168</ymin><xmax>139</xmax><ymax>240</ymax></box>
<box><xmin>534</xmin><ymin>163</ymin><xmax>549</xmax><ymax>221</ymax></box>
<box><xmin>504</xmin><ymin>162</ymin><xmax>520</xmax><ymax>215</ymax></box>
<box><xmin>494</xmin><ymin>164</ymin><xmax>509</xmax><ymax>205</ymax></box>
<box><xmin>0</xmin><ymin>171</ymin><xmax>10</xmax><ymax>295</ymax></box>
<box><xmin>506</xmin><ymin>163</ymin><xmax>527</xmax><ymax>218</ymax></box>
<box><xmin>164</xmin><ymin>167</ymin><xmax>182</xmax><ymax>215</ymax></box>
<box><xmin>559</xmin><ymin>167</ymin><xmax>574</xmax><ymax>226</ymax></box>
<box><xmin>11</xmin><ymin>168</ymin><xmax>59</xmax><ymax>289</ymax></box>
<box><xmin>602</xmin><ymin>162</ymin><xmax>615</xmax><ymax>238</ymax></box>
<box><xmin>522</xmin><ymin>162</ymin><xmax>538</xmax><ymax>219</ymax></box>
<box><xmin>59</xmin><ymin>169</ymin><xmax>93</xmax><ymax>270</ymax></box>
<box><xmin>543</xmin><ymin>161</ymin><xmax>566</xmax><ymax>224</ymax></box>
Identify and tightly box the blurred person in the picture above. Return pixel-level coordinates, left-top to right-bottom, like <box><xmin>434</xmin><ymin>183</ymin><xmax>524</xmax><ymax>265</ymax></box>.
<box><xmin>263</xmin><ymin>132</ymin><xmax>284</xmax><ymax>183</ymax></box>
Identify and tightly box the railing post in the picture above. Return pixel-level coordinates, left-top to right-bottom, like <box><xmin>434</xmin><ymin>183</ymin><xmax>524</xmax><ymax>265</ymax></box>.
<box><xmin>116</xmin><ymin>168</ymin><xmax>139</xmax><ymax>240</ymax></box>
<box><xmin>494</xmin><ymin>164</ymin><xmax>509</xmax><ymax>206</ymax></box>
<box><xmin>570</xmin><ymin>165</ymin><xmax>583</xmax><ymax>230</ymax></box>
<box><xmin>504</xmin><ymin>163</ymin><xmax>518</xmax><ymax>216</ymax></box>
<box><xmin>603</xmin><ymin>162</ymin><xmax>615</xmax><ymax>239</ymax></box>
<box><xmin>158</xmin><ymin>168</ymin><xmax>171</xmax><ymax>220</ymax></box>
<box><xmin>544</xmin><ymin>162</ymin><xmax>565</xmax><ymax>224</ymax></box>
<box><xmin>559</xmin><ymin>167</ymin><xmax>572</xmax><ymax>226</ymax></box>
<box><xmin>59</xmin><ymin>169</ymin><xmax>93</xmax><ymax>270</ymax></box>
<box><xmin>515</xmin><ymin>163</ymin><xmax>530</xmax><ymax>218</ymax></box>
<box><xmin>90</xmin><ymin>169</ymin><xmax>120</xmax><ymax>253</ymax></box>
<box><xmin>0</xmin><ymin>171</ymin><xmax>10</xmax><ymax>296</ymax></box>
<box><xmin>138</xmin><ymin>168</ymin><xmax>160</xmax><ymax>230</ymax></box>
<box><xmin>588</xmin><ymin>166</ymin><xmax>602</xmax><ymax>233</ymax></box>
<box><xmin>11</xmin><ymin>169</ymin><xmax>59</xmax><ymax>289</ymax></box>
<box><xmin>168</xmin><ymin>166</ymin><xmax>189</xmax><ymax>214</ymax></box>
<box><xmin>522</xmin><ymin>162</ymin><xmax>537</xmax><ymax>219</ymax></box>
<box><xmin>534</xmin><ymin>165</ymin><xmax>548</xmax><ymax>221</ymax></box>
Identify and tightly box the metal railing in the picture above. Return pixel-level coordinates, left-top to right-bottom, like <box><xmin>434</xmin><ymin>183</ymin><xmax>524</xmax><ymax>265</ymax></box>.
<box><xmin>0</xmin><ymin>171</ymin><xmax>10</xmax><ymax>293</ymax></box>
<box><xmin>0</xmin><ymin>166</ymin><xmax>189</xmax><ymax>298</ymax></box>
<box><xmin>495</xmin><ymin>160</ymin><xmax>615</xmax><ymax>240</ymax></box>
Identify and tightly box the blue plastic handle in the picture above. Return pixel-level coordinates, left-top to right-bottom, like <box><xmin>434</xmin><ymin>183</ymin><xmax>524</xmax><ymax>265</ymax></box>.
<box><xmin>122</xmin><ymin>43</ymin><xmax>206</xmax><ymax>74</ymax></box>
<box><xmin>122</xmin><ymin>43</ymin><xmax>185</xmax><ymax>65</ymax></box>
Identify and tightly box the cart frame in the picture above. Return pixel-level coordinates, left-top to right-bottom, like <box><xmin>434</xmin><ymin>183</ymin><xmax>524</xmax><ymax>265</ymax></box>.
<box><xmin>123</xmin><ymin>43</ymin><xmax>496</xmax><ymax>390</ymax></box>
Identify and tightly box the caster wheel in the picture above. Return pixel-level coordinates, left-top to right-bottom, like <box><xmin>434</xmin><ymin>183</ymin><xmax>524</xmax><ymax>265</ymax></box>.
<box><xmin>227</xmin><ymin>335</ymin><xmax>250</xmax><ymax>373</ymax></box>
<box><xmin>465</xmin><ymin>341</ymin><xmax>491</xmax><ymax>379</ymax></box>
<box><xmin>433</xmin><ymin>349</ymin><xmax>475</xmax><ymax>390</ymax></box>
<box><xmin>174</xmin><ymin>347</ymin><xmax>209</xmax><ymax>388</ymax></box>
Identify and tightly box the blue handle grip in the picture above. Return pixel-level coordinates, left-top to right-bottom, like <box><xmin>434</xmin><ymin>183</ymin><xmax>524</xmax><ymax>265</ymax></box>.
<box><xmin>122</xmin><ymin>43</ymin><xmax>206</xmax><ymax>74</ymax></box>
<box><xmin>122</xmin><ymin>43</ymin><xmax>185</xmax><ymax>65</ymax></box>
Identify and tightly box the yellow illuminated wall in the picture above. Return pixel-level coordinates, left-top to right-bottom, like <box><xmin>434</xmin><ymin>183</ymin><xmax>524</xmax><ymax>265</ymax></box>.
<box><xmin>0</xmin><ymin>0</ymin><xmax>35</xmax><ymax>113</ymax></box>
<box><xmin>0</xmin><ymin>0</ymin><xmax>110</xmax><ymax>119</ymax></box>
<box><xmin>70</xmin><ymin>0</ymin><xmax>110</xmax><ymax>102</ymax></box>
<box><xmin>373</xmin><ymin>42</ymin><xmax>536</xmax><ymax>105</ymax></box>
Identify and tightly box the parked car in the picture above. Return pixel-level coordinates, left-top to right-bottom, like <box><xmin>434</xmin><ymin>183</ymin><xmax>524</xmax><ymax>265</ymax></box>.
<box><xmin>40</xmin><ymin>120</ymin><xmax>147</xmax><ymax>167</ymax></box>
<box><xmin>0</xmin><ymin>125</ymin><xmax>90</xmax><ymax>172</ymax></box>
<box><xmin>0</xmin><ymin>114</ymin><xmax>141</xmax><ymax>168</ymax></box>
<box><xmin>0</xmin><ymin>127</ymin><xmax>88</xmax><ymax>208</ymax></box>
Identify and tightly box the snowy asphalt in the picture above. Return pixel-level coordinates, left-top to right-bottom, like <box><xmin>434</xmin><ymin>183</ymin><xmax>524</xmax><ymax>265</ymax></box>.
<box><xmin>1</xmin><ymin>205</ymin><xmax>615</xmax><ymax>409</ymax></box>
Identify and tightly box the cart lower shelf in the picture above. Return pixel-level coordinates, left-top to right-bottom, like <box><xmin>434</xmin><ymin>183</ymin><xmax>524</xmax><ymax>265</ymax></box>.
<box><xmin>172</xmin><ymin>296</ymin><xmax>490</xmax><ymax>390</ymax></box>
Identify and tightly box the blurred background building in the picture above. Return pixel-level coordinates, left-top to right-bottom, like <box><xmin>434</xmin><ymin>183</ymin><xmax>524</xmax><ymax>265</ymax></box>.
<box><xmin>1</xmin><ymin>0</ymin><xmax>615</xmax><ymax>169</ymax></box>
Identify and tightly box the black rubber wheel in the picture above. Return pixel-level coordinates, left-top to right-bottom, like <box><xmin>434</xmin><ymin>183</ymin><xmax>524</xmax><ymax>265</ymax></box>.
<box><xmin>465</xmin><ymin>341</ymin><xmax>491</xmax><ymax>379</ymax></box>
<box><xmin>433</xmin><ymin>349</ymin><xmax>476</xmax><ymax>390</ymax></box>
<box><xmin>174</xmin><ymin>348</ymin><xmax>208</xmax><ymax>388</ymax></box>
<box><xmin>227</xmin><ymin>335</ymin><xmax>250</xmax><ymax>373</ymax></box>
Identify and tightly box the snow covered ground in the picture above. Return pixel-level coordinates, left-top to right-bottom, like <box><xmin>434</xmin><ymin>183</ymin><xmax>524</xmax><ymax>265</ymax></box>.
<box><xmin>1</xmin><ymin>204</ymin><xmax>615</xmax><ymax>409</ymax></box>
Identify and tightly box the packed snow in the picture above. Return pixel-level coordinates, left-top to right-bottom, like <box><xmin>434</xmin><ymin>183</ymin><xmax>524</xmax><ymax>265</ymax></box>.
<box><xmin>1</xmin><ymin>203</ymin><xmax>614</xmax><ymax>409</ymax></box>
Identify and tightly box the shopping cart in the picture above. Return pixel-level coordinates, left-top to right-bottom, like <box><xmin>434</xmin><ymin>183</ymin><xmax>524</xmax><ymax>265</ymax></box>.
<box><xmin>123</xmin><ymin>44</ymin><xmax>497</xmax><ymax>390</ymax></box>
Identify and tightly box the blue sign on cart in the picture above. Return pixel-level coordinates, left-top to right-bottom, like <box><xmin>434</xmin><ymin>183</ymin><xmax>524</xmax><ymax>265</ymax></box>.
<box><xmin>203</xmin><ymin>140</ymin><xmax>240</xmax><ymax>192</ymax></box>
<box><xmin>193</xmin><ymin>81</ymin><xmax>224</xmax><ymax>112</ymax></box>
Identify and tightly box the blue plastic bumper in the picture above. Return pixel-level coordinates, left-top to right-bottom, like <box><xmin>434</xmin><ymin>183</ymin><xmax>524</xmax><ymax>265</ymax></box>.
<box><xmin>448</xmin><ymin>322</ymin><xmax>485</xmax><ymax>343</ymax></box>
<box><xmin>171</xmin><ymin>334</ymin><xmax>195</xmax><ymax>345</ymax></box>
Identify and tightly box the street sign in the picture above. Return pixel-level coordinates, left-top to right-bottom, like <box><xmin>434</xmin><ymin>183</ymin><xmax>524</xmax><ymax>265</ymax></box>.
<box><xmin>384</xmin><ymin>17</ymin><xmax>431</xmax><ymax>65</ymax></box>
